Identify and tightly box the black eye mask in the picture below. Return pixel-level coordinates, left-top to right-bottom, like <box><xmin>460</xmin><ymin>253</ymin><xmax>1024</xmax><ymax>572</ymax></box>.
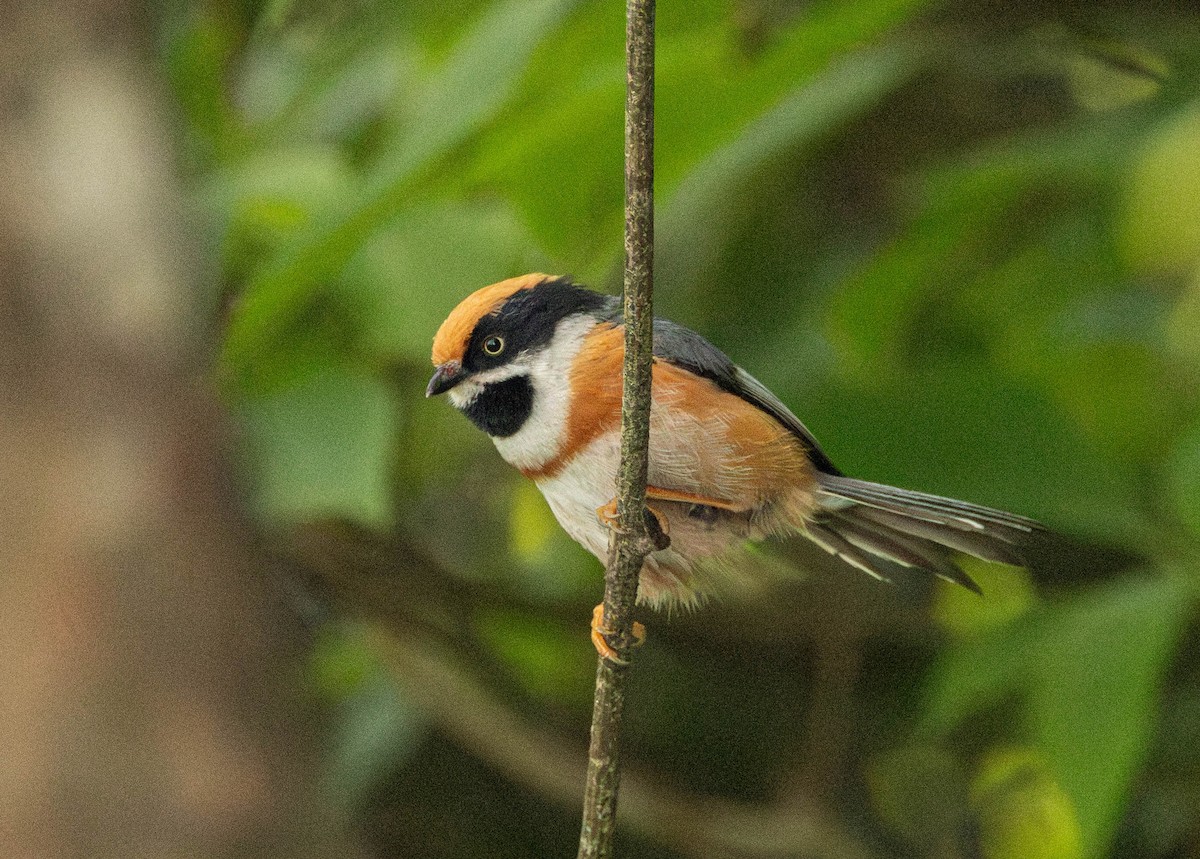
<box><xmin>463</xmin><ymin>278</ymin><xmax>615</xmax><ymax>372</ymax></box>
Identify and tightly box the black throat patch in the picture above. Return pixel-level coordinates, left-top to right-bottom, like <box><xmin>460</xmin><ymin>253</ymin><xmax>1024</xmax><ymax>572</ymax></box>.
<box><xmin>460</xmin><ymin>375</ymin><xmax>534</xmax><ymax>438</ymax></box>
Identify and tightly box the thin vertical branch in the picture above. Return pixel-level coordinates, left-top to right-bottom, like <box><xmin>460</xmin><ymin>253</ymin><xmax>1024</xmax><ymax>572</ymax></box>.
<box><xmin>576</xmin><ymin>0</ymin><xmax>656</xmax><ymax>857</ymax></box>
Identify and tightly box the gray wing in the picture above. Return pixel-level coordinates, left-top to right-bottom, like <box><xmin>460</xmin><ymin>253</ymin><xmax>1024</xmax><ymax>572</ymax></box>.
<box><xmin>729</xmin><ymin>367</ymin><xmax>842</xmax><ymax>475</ymax></box>
<box><xmin>651</xmin><ymin>319</ymin><xmax>842</xmax><ymax>475</ymax></box>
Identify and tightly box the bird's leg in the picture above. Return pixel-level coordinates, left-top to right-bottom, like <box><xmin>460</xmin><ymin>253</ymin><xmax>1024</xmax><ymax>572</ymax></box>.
<box><xmin>591</xmin><ymin>603</ymin><xmax>646</xmax><ymax>664</ymax></box>
<box><xmin>595</xmin><ymin>499</ymin><xmax>671</xmax><ymax>551</ymax></box>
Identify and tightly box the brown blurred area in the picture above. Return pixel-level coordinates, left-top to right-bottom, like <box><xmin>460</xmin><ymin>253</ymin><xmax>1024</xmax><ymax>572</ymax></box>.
<box><xmin>0</xmin><ymin>2</ymin><xmax>358</xmax><ymax>855</ymax></box>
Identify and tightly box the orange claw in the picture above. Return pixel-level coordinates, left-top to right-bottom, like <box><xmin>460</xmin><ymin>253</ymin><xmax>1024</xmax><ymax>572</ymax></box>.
<box><xmin>596</xmin><ymin>499</ymin><xmax>670</xmax><ymax>548</ymax></box>
<box><xmin>596</xmin><ymin>498</ymin><xmax>620</xmax><ymax>530</ymax></box>
<box><xmin>590</xmin><ymin>603</ymin><xmax>646</xmax><ymax>665</ymax></box>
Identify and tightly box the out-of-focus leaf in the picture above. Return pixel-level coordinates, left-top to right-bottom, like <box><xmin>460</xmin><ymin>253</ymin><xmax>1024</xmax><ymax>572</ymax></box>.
<box><xmin>829</xmin><ymin>130</ymin><xmax>1121</xmax><ymax>376</ymax></box>
<box><xmin>1031</xmin><ymin>577</ymin><xmax>1190</xmax><ymax>857</ymax></box>
<box><xmin>202</xmin><ymin>147</ymin><xmax>356</xmax><ymax>276</ymax></box>
<box><xmin>918</xmin><ymin>616</ymin><xmax>1039</xmax><ymax>741</ymax></box>
<box><xmin>394</xmin><ymin>385</ymin><xmax>492</xmax><ymax>497</ymax></box>
<box><xmin>656</xmin><ymin>0</ymin><xmax>937</xmax><ymax>190</ymax></box>
<box><xmin>1166</xmin><ymin>268</ymin><xmax>1200</xmax><ymax>368</ymax></box>
<box><xmin>321</xmin><ymin>625</ymin><xmax>425</xmax><ymax>810</ymax></box>
<box><xmin>376</xmin><ymin>0</ymin><xmax>579</xmax><ymax>179</ymax></box>
<box><xmin>502</xmin><ymin>478</ymin><xmax>600</xmax><ymax>604</ymax></box>
<box><xmin>867</xmin><ymin>744</ymin><xmax>969</xmax><ymax>850</ymax></box>
<box><xmin>476</xmin><ymin>0</ymin><xmax>940</xmax><ymax>270</ymax></box>
<box><xmin>506</xmin><ymin>481</ymin><xmax>600</xmax><ymax>604</ymax></box>
<box><xmin>1122</xmin><ymin>103</ymin><xmax>1200</xmax><ymax>275</ymax></box>
<box><xmin>165</xmin><ymin>11</ymin><xmax>241</xmax><ymax>161</ymax></box>
<box><xmin>239</xmin><ymin>34</ymin><xmax>410</xmax><ymax>143</ymax></box>
<box><xmin>309</xmin><ymin>622</ymin><xmax>377</xmax><ymax>699</ymax></box>
<box><xmin>950</xmin><ymin>213</ymin><xmax>1188</xmax><ymax>464</ymax></box>
<box><xmin>257</xmin><ymin>0</ymin><xmax>298</xmax><ymax>33</ymax></box>
<box><xmin>803</xmin><ymin>366</ymin><xmax>1140</xmax><ymax>541</ymax></box>
<box><xmin>921</xmin><ymin>575</ymin><xmax>1190</xmax><ymax>858</ymax></box>
<box><xmin>972</xmin><ymin>747</ymin><xmax>1084</xmax><ymax>859</ymax></box>
<box><xmin>509</xmin><ymin>480</ymin><xmax>558</xmax><ymax>563</ymax></box>
<box><xmin>660</xmin><ymin>43</ymin><xmax>921</xmax><ymax>290</ymax></box>
<box><xmin>932</xmin><ymin>558</ymin><xmax>1038</xmax><ymax>639</ymax></box>
<box><xmin>339</xmin><ymin>199</ymin><xmax>537</xmax><ymax>363</ymax></box>
<box><xmin>1037</xmin><ymin>27</ymin><xmax>1168</xmax><ymax>113</ymax></box>
<box><xmin>1168</xmin><ymin>420</ymin><xmax>1200</xmax><ymax>542</ymax></box>
<box><xmin>240</xmin><ymin>367</ymin><xmax>397</xmax><ymax>527</ymax></box>
<box><xmin>221</xmin><ymin>0</ymin><xmax>573</xmax><ymax>384</ymax></box>
<box><xmin>1042</xmin><ymin>340</ymin><xmax>1188</xmax><ymax>462</ymax></box>
<box><xmin>474</xmin><ymin>608</ymin><xmax>594</xmax><ymax>704</ymax></box>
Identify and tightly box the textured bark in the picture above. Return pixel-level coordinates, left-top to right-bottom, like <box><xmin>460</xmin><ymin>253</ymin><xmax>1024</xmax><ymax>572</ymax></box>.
<box><xmin>577</xmin><ymin>1</ymin><xmax>656</xmax><ymax>857</ymax></box>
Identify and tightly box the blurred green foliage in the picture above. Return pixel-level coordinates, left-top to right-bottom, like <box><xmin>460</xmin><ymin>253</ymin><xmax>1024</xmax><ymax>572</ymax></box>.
<box><xmin>162</xmin><ymin>0</ymin><xmax>1200</xmax><ymax>856</ymax></box>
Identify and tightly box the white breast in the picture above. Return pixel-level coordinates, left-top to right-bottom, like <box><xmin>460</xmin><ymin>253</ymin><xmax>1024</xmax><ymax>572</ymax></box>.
<box><xmin>534</xmin><ymin>431</ymin><xmax>621</xmax><ymax>562</ymax></box>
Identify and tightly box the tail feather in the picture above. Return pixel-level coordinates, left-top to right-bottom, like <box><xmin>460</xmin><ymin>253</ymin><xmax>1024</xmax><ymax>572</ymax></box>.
<box><xmin>824</xmin><ymin>510</ymin><xmax>984</xmax><ymax>594</ymax></box>
<box><xmin>852</xmin><ymin>506</ymin><xmax>1027</xmax><ymax>566</ymax></box>
<box><xmin>804</xmin><ymin>521</ymin><xmax>894</xmax><ymax>583</ymax></box>
<box><xmin>817</xmin><ymin>474</ymin><xmax>1040</xmax><ymax>533</ymax></box>
<box><xmin>808</xmin><ymin>474</ymin><xmax>1043</xmax><ymax>592</ymax></box>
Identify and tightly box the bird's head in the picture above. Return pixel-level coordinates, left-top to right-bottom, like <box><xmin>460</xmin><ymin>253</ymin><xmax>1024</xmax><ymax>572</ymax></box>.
<box><xmin>427</xmin><ymin>273</ymin><xmax>616</xmax><ymax>439</ymax></box>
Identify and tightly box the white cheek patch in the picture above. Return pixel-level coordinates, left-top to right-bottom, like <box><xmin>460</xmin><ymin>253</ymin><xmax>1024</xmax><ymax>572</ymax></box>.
<box><xmin>447</xmin><ymin>362</ymin><xmax>524</xmax><ymax>410</ymax></box>
<box><xmin>471</xmin><ymin>364</ymin><xmax>527</xmax><ymax>386</ymax></box>
<box><xmin>490</xmin><ymin>315</ymin><xmax>595</xmax><ymax>473</ymax></box>
<box><xmin>448</xmin><ymin>382</ymin><xmax>480</xmax><ymax>410</ymax></box>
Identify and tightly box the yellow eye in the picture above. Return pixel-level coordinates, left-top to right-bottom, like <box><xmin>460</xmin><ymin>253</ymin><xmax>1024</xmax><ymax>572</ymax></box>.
<box><xmin>483</xmin><ymin>336</ymin><xmax>505</xmax><ymax>356</ymax></box>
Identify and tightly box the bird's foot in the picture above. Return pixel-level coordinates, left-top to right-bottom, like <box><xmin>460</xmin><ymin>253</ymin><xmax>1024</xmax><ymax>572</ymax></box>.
<box><xmin>595</xmin><ymin>499</ymin><xmax>671</xmax><ymax>552</ymax></box>
<box><xmin>590</xmin><ymin>603</ymin><xmax>646</xmax><ymax>665</ymax></box>
<box><xmin>596</xmin><ymin>498</ymin><xmax>620</xmax><ymax>531</ymax></box>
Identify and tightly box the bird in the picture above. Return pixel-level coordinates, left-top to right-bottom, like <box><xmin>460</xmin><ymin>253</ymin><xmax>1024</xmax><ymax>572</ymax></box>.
<box><xmin>426</xmin><ymin>273</ymin><xmax>1043</xmax><ymax>659</ymax></box>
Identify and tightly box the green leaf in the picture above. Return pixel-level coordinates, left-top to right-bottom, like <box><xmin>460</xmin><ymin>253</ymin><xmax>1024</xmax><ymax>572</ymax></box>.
<box><xmin>238</xmin><ymin>27</ymin><xmax>411</xmax><ymax>143</ymax></box>
<box><xmin>474</xmin><ymin>0</ymin><xmax>940</xmax><ymax>270</ymax></box>
<box><xmin>1165</xmin><ymin>267</ymin><xmax>1200</xmax><ymax>368</ymax></box>
<box><xmin>932</xmin><ymin>558</ymin><xmax>1039</xmax><ymax>639</ymax></box>
<box><xmin>321</xmin><ymin>626</ymin><xmax>425</xmax><ymax>810</ymax></box>
<box><xmin>164</xmin><ymin>11</ymin><xmax>242</xmax><ymax>162</ymax></box>
<box><xmin>509</xmin><ymin>480</ymin><xmax>558</xmax><ymax>563</ymax></box>
<box><xmin>339</xmin><ymin>199</ymin><xmax>538</xmax><ymax>363</ymax></box>
<box><xmin>1030</xmin><ymin>577</ymin><xmax>1189</xmax><ymax>857</ymax></box>
<box><xmin>656</xmin><ymin>0</ymin><xmax>941</xmax><ymax>190</ymax></box>
<box><xmin>1169</xmin><ymin>420</ymin><xmax>1200</xmax><ymax>540</ymax></box>
<box><xmin>921</xmin><ymin>575</ymin><xmax>1191</xmax><ymax>859</ymax></box>
<box><xmin>201</xmin><ymin>147</ymin><xmax>357</xmax><ymax>277</ymax></box>
<box><xmin>376</xmin><ymin>0</ymin><xmax>579</xmax><ymax>179</ymax></box>
<box><xmin>1040</xmin><ymin>27</ymin><xmax>1168</xmax><ymax>113</ymax></box>
<box><xmin>972</xmin><ymin>747</ymin><xmax>1084</xmax><ymax>859</ymax></box>
<box><xmin>918</xmin><ymin>613</ymin><xmax>1042</xmax><ymax>740</ymax></box>
<box><xmin>828</xmin><ymin>129</ymin><xmax>1123</xmax><ymax>376</ymax></box>
<box><xmin>503</xmin><ymin>480</ymin><xmax>599</xmax><ymax>603</ymax></box>
<box><xmin>947</xmin><ymin>215</ymin><xmax>1189</xmax><ymax>464</ymax></box>
<box><xmin>239</xmin><ymin>367</ymin><xmax>398</xmax><ymax>527</ymax></box>
<box><xmin>221</xmin><ymin>0</ymin><xmax>575</xmax><ymax>384</ymax></box>
<box><xmin>474</xmin><ymin>608</ymin><xmax>594</xmax><ymax>704</ymax></box>
<box><xmin>802</xmin><ymin>366</ymin><xmax>1140</xmax><ymax>541</ymax></box>
<box><xmin>1122</xmin><ymin>102</ymin><xmax>1200</xmax><ymax>275</ymax></box>
<box><xmin>660</xmin><ymin>43</ymin><xmax>921</xmax><ymax>289</ymax></box>
<box><xmin>308</xmin><ymin>621</ymin><xmax>379</xmax><ymax>699</ymax></box>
